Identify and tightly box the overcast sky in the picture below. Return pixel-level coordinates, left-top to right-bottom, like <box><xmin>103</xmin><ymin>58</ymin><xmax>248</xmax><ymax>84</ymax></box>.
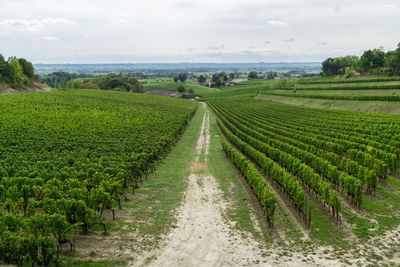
<box><xmin>0</xmin><ymin>0</ymin><xmax>399</xmax><ymax>63</ymax></box>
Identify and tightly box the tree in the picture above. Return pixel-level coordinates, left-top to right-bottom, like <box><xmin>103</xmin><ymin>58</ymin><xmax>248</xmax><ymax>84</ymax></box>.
<box><xmin>0</xmin><ymin>54</ymin><xmax>7</xmax><ymax>82</ymax></box>
<box><xmin>188</xmin><ymin>88</ymin><xmax>194</xmax><ymax>93</ymax></box>
<box><xmin>132</xmin><ymin>83</ymin><xmax>144</xmax><ymax>93</ymax></box>
<box><xmin>178</xmin><ymin>73</ymin><xmax>187</xmax><ymax>83</ymax></box>
<box><xmin>197</xmin><ymin>75</ymin><xmax>206</xmax><ymax>85</ymax></box>
<box><xmin>177</xmin><ymin>85</ymin><xmax>185</xmax><ymax>93</ymax></box>
<box><xmin>248</xmin><ymin>71</ymin><xmax>258</xmax><ymax>79</ymax></box>
<box><xmin>267</xmin><ymin>71</ymin><xmax>277</xmax><ymax>80</ymax></box>
<box><xmin>173</xmin><ymin>76</ymin><xmax>178</xmax><ymax>83</ymax></box>
<box><xmin>321</xmin><ymin>56</ymin><xmax>359</xmax><ymax>76</ymax></box>
<box><xmin>18</xmin><ymin>58</ymin><xmax>35</xmax><ymax>78</ymax></box>
<box><xmin>386</xmin><ymin>43</ymin><xmax>400</xmax><ymax>76</ymax></box>
<box><xmin>229</xmin><ymin>73</ymin><xmax>235</xmax><ymax>80</ymax></box>
<box><xmin>8</xmin><ymin>57</ymin><xmax>27</xmax><ymax>87</ymax></box>
<box><xmin>211</xmin><ymin>73</ymin><xmax>223</xmax><ymax>87</ymax></box>
<box><xmin>67</xmin><ymin>79</ymin><xmax>82</xmax><ymax>89</ymax></box>
<box><xmin>223</xmin><ymin>75</ymin><xmax>228</xmax><ymax>84</ymax></box>
<box><xmin>359</xmin><ymin>48</ymin><xmax>385</xmax><ymax>71</ymax></box>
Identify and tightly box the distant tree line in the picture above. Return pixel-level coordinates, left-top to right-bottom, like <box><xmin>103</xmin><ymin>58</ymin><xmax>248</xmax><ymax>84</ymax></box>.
<box><xmin>40</xmin><ymin>72</ymin><xmax>94</xmax><ymax>88</ymax></box>
<box><xmin>68</xmin><ymin>73</ymin><xmax>144</xmax><ymax>93</ymax></box>
<box><xmin>0</xmin><ymin>54</ymin><xmax>36</xmax><ymax>87</ymax></box>
<box><xmin>321</xmin><ymin>43</ymin><xmax>400</xmax><ymax>76</ymax></box>
<box><xmin>40</xmin><ymin>71</ymin><xmax>143</xmax><ymax>92</ymax></box>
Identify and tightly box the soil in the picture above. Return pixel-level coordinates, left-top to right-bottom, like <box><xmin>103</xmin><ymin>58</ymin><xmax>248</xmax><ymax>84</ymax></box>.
<box><xmin>0</xmin><ymin>81</ymin><xmax>52</xmax><ymax>94</ymax></box>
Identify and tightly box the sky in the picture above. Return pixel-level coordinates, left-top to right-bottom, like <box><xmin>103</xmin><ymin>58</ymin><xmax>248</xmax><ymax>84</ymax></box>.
<box><xmin>0</xmin><ymin>0</ymin><xmax>399</xmax><ymax>63</ymax></box>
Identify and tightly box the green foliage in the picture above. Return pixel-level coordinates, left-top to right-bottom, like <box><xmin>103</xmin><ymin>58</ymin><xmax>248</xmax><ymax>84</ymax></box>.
<box><xmin>265</xmin><ymin>91</ymin><xmax>400</xmax><ymax>102</ymax></box>
<box><xmin>197</xmin><ymin>74</ymin><xmax>206</xmax><ymax>85</ymax></box>
<box><xmin>297</xmin><ymin>76</ymin><xmax>400</xmax><ymax>84</ymax></box>
<box><xmin>359</xmin><ymin>48</ymin><xmax>385</xmax><ymax>71</ymax></box>
<box><xmin>321</xmin><ymin>56</ymin><xmax>359</xmax><ymax>76</ymax></box>
<box><xmin>40</xmin><ymin>71</ymin><xmax>92</xmax><ymax>88</ymax></box>
<box><xmin>0</xmin><ymin>90</ymin><xmax>197</xmax><ymax>266</ymax></box>
<box><xmin>8</xmin><ymin>57</ymin><xmax>28</xmax><ymax>87</ymax></box>
<box><xmin>386</xmin><ymin>43</ymin><xmax>400</xmax><ymax>76</ymax></box>
<box><xmin>321</xmin><ymin>42</ymin><xmax>400</xmax><ymax>76</ymax></box>
<box><xmin>177</xmin><ymin>85</ymin><xmax>186</xmax><ymax>93</ymax></box>
<box><xmin>88</xmin><ymin>73</ymin><xmax>142</xmax><ymax>92</ymax></box>
<box><xmin>177</xmin><ymin>73</ymin><xmax>187</xmax><ymax>83</ymax></box>
<box><xmin>0</xmin><ymin>54</ymin><xmax>8</xmax><ymax>82</ymax></box>
<box><xmin>67</xmin><ymin>79</ymin><xmax>82</xmax><ymax>89</ymax></box>
<box><xmin>207</xmin><ymin>90</ymin><xmax>400</xmax><ymax>221</ymax></box>
<box><xmin>0</xmin><ymin>55</ymin><xmax>35</xmax><ymax>88</ymax></box>
<box><xmin>247</xmin><ymin>71</ymin><xmax>258</xmax><ymax>79</ymax></box>
<box><xmin>18</xmin><ymin>58</ymin><xmax>35</xmax><ymax>78</ymax></box>
<box><xmin>221</xmin><ymin>139</ymin><xmax>277</xmax><ymax>224</ymax></box>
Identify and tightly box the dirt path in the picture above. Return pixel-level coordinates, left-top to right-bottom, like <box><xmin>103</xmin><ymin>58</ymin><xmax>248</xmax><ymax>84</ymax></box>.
<box><xmin>133</xmin><ymin>103</ymin><xmax>266</xmax><ymax>267</ymax></box>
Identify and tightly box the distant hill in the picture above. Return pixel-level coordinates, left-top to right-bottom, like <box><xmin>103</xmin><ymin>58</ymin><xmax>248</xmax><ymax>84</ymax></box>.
<box><xmin>33</xmin><ymin>62</ymin><xmax>321</xmax><ymax>75</ymax></box>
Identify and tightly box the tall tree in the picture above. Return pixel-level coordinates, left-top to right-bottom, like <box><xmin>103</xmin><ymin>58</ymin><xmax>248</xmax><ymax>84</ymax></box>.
<box><xmin>18</xmin><ymin>58</ymin><xmax>35</xmax><ymax>78</ymax></box>
<box><xmin>386</xmin><ymin>43</ymin><xmax>400</xmax><ymax>76</ymax></box>
<box><xmin>8</xmin><ymin>57</ymin><xmax>27</xmax><ymax>87</ymax></box>
<box><xmin>178</xmin><ymin>73</ymin><xmax>187</xmax><ymax>83</ymax></box>
<box><xmin>359</xmin><ymin>48</ymin><xmax>385</xmax><ymax>71</ymax></box>
<box><xmin>248</xmin><ymin>71</ymin><xmax>258</xmax><ymax>79</ymax></box>
<box><xmin>0</xmin><ymin>54</ymin><xmax>7</xmax><ymax>82</ymax></box>
<box><xmin>197</xmin><ymin>75</ymin><xmax>206</xmax><ymax>85</ymax></box>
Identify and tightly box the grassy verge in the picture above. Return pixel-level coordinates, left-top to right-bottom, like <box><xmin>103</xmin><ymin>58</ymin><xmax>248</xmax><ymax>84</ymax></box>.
<box><xmin>62</xmin><ymin>102</ymin><xmax>204</xmax><ymax>266</ymax></box>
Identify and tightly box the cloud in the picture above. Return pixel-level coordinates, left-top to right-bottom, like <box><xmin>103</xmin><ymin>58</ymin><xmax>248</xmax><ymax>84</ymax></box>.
<box><xmin>318</xmin><ymin>42</ymin><xmax>327</xmax><ymax>46</ymax></box>
<box><xmin>0</xmin><ymin>18</ymin><xmax>71</xmax><ymax>28</ymax></box>
<box><xmin>186</xmin><ymin>47</ymin><xmax>195</xmax><ymax>52</ymax></box>
<box><xmin>44</xmin><ymin>36</ymin><xmax>59</xmax><ymax>41</ymax></box>
<box><xmin>1</xmin><ymin>0</ymin><xmax>399</xmax><ymax>63</ymax></box>
<box><xmin>207</xmin><ymin>44</ymin><xmax>225</xmax><ymax>50</ymax></box>
<box><xmin>283</xmin><ymin>37</ymin><xmax>295</xmax><ymax>42</ymax></box>
<box><xmin>42</xmin><ymin>18</ymin><xmax>71</xmax><ymax>25</ymax></box>
<box><xmin>0</xmin><ymin>19</ymin><xmax>41</xmax><ymax>27</ymax></box>
<box><xmin>267</xmin><ymin>20</ymin><xmax>287</xmax><ymax>26</ymax></box>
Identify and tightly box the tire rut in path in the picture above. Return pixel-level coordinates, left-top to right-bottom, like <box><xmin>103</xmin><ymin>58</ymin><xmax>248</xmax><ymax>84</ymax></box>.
<box><xmin>133</xmin><ymin>103</ymin><xmax>266</xmax><ymax>267</ymax></box>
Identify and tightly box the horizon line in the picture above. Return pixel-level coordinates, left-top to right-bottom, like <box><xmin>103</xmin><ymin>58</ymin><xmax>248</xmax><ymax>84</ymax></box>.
<box><xmin>33</xmin><ymin>61</ymin><xmax>322</xmax><ymax>65</ymax></box>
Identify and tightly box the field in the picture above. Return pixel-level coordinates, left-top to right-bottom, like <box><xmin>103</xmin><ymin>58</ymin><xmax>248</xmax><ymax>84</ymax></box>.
<box><xmin>0</xmin><ymin>90</ymin><xmax>196</xmax><ymax>266</ymax></box>
<box><xmin>2</xmin><ymin>76</ymin><xmax>400</xmax><ymax>266</ymax></box>
<box><xmin>202</xmin><ymin>77</ymin><xmax>400</xmax><ymax>265</ymax></box>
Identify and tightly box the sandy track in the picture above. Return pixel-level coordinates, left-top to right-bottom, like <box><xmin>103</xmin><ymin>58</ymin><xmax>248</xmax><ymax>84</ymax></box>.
<box><xmin>134</xmin><ymin>103</ymin><xmax>266</xmax><ymax>267</ymax></box>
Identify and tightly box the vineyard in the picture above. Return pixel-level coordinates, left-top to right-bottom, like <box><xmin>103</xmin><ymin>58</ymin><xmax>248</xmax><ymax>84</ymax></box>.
<box><xmin>0</xmin><ymin>90</ymin><xmax>196</xmax><ymax>266</ymax></box>
<box><xmin>198</xmin><ymin>77</ymin><xmax>400</xmax><ymax>264</ymax></box>
<box><xmin>1</xmin><ymin>77</ymin><xmax>400</xmax><ymax>266</ymax></box>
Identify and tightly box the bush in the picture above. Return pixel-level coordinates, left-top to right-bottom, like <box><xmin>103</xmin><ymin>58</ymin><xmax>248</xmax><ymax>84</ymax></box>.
<box><xmin>177</xmin><ymin>85</ymin><xmax>185</xmax><ymax>93</ymax></box>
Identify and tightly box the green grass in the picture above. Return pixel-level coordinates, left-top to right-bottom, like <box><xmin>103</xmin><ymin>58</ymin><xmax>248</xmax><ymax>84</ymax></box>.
<box><xmin>207</xmin><ymin>105</ymin><xmax>268</xmax><ymax>241</ymax></box>
<box><xmin>59</xmin><ymin>259</ymin><xmax>126</xmax><ymax>267</ymax></box>
<box><xmin>275</xmin><ymin>89</ymin><xmax>400</xmax><ymax>95</ymax></box>
<box><xmin>143</xmin><ymin>81</ymin><xmax>178</xmax><ymax>91</ymax></box>
<box><xmin>256</xmin><ymin>94</ymin><xmax>400</xmax><ymax>114</ymax></box>
<box><xmin>309</xmin><ymin>205</ymin><xmax>347</xmax><ymax>247</ymax></box>
<box><xmin>63</xmin><ymin>102</ymin><xmax>204</xmax><ymax>265</ymax></box>
<box><xmin>296</xmin><ymin>81</ymin><xmax>400</xmax><ymax>88</ymax></box>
